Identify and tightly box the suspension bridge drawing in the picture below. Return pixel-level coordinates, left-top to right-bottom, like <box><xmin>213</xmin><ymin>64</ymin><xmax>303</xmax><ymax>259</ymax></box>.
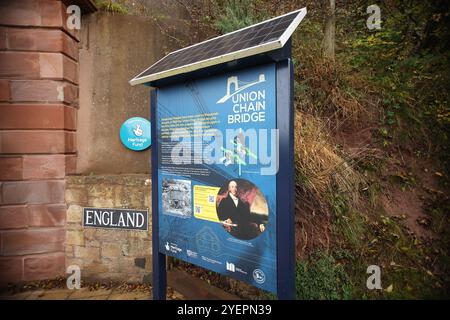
<box><xmin>216</xmin><ymin>74</ymin><xmax>266</xmax><ymax>104</ymax></box>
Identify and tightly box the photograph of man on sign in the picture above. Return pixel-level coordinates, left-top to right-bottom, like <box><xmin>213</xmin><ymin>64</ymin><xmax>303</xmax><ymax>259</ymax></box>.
<box><xmin>216</xmin><ymin>179</ymin><xmax>269</xmax><ymax>240</ymax></box>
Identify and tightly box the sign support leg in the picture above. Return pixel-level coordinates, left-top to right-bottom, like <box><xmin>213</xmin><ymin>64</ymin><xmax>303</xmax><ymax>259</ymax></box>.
<box><xmin>276</xmin><ymin>55</ymin><xmax>295</xmax><ymax>300</ymax></box>
<box><xmin>151</xmin><ymin>89</ymin><xmax>167</xmax><ymax>300</ymax></box>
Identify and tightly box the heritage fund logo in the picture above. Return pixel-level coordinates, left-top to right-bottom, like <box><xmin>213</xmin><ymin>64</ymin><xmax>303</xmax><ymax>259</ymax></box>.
<box><xmin>165</xmin><ymin>242</ymin><xmax>183</xmax><ymax>254</ymax></box>
<box><xmin>133</xmin><ymin>124</ymin><xmax>143</xmax><ymax>137</ymax></box>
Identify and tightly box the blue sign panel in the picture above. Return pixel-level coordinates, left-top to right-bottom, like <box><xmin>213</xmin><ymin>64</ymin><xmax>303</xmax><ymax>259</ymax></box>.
<box><xmin>120</xmin><ymin>117</ymin><xmax>151</xmax><ymax>151</ymax></box>
<box><xmin>156</xmin><ymin>63</ymin><xmax>278</xmax><ymax>293</ymax></box>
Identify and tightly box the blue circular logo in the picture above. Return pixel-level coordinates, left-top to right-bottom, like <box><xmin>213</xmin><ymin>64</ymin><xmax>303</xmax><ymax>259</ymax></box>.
<box><xmin>120</xmin><ymin>117</ymin><xmax>151</xmax><ymax>151</ymax></box>
<box><xmin>253</xmin><ymin>269</ymin><xmax>266</xmax><ymax>284</ymax></box>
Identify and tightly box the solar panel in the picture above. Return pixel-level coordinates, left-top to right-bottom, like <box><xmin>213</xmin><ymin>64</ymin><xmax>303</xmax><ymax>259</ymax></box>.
<box><xmin>130</xmin><ymin>7</ymin><xmax>306</xmax><ymax>86</ymax></box>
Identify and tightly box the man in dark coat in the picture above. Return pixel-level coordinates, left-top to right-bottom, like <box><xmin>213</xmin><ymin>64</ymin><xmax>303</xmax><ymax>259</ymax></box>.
<box><xmin>217</xmin><ymin>180</ymin><xmax>265</xmax><ymax>240</ymax></box>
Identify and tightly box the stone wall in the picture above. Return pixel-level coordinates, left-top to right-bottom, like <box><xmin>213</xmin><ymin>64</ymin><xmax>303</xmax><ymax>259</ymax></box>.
<box><xmin>65</xmin><ymin>174</ymin><xmax>152</xmax><ymax>283</ymax></box>
<box><xmin>77</xmin><ymin>10</ymin><xmax>190</xmax><ymax>174</ymax></box>
<box><xmin>63</xmin><ymin>8</ymin><xmax>190</xmax><ymax>283</ymax></box>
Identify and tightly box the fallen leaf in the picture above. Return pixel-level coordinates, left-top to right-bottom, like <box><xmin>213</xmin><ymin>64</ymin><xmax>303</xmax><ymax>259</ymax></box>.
<box><xmin>385</xmin><ymin>284</ymin><xmax>393</xmax><ymax>293</ymax></box>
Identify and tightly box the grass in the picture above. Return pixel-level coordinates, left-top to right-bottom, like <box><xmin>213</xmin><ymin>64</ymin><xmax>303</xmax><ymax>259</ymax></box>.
<box><xmin>163</xmin><ymin>0</ymin><xmax>450</xmax><ymax>300</ymax></box>
<box><xmin>296</xmin><ymin>251</ymin><xmax>354</xmax><ymax>300</ymax></box>
<box><xmin>95</xmin><ymin>0</ymin><xmax>128</xmax><ymax>14</ymax></box>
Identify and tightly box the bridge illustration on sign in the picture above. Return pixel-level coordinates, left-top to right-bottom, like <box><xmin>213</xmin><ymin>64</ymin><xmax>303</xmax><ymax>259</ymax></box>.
<box><xmin>216</xmin><ymin>74</ymin><xmax>265</xmax><ymax>104</ymax></box>
<box><xmin>219</xmin><ymin>130</ymin><xmax>258</xmax><ymax>176</ymax></box>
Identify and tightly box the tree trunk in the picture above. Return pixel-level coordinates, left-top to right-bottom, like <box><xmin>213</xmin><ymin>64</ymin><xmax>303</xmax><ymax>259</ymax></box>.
<box><xmin>322</xmin><ymin>0</ymin><xmax>336</xmax><ymax>59</ymax></box>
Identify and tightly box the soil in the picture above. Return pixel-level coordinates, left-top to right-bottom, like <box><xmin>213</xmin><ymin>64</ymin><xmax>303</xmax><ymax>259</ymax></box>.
<box><xmin>381</xmin><ymin>152</ymin><xmax>443</xmax><ymax>240</ymax></box>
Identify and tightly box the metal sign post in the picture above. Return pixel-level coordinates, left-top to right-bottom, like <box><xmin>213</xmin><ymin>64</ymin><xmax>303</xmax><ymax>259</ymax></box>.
<box><xmin>151</xmin><ymin>90</ymin><xmax>167</xmax><ymax>300</ymax></box>
<box><xmin>275</xmin><ymin>57</ymin><xmax>295</xmax><ymax>300</ymax></box>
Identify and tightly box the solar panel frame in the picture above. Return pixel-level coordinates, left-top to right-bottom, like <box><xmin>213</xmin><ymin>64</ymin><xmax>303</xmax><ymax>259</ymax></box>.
<box><xmin>129</xmin><ymin>7</ymin><xmax>307</xmax><ymax>86</ymax></box>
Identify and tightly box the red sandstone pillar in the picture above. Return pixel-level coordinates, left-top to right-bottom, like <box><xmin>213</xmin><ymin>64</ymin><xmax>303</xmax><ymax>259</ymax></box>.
<box><xmin>0</xmin><ymin>0</ymin><xmax>95</xmax><ymax>285</ymax></box>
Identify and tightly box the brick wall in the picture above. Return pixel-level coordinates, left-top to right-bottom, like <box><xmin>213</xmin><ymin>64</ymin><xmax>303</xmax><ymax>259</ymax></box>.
<box><xmin>0</xmin><ymin>0</ymin><xmax>94</xmax><ymax>286</ymax></box>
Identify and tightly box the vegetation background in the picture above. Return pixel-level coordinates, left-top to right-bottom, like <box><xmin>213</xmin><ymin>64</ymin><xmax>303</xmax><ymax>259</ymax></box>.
<box><xmin>97</xmin><ymin>0</ymin><xmax>449</xmax><ymax>299</ymax></box>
